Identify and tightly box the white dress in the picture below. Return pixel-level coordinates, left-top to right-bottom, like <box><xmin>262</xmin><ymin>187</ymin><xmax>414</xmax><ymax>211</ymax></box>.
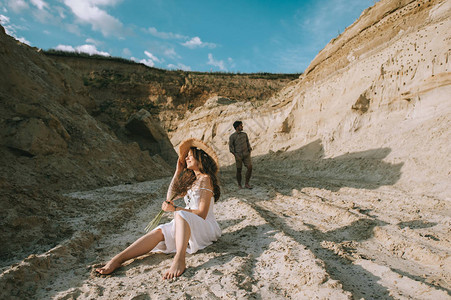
<box><xmin>152</xmin><ymin>187</ymin><xmax>221</xmax><ymax>254</ymax></box>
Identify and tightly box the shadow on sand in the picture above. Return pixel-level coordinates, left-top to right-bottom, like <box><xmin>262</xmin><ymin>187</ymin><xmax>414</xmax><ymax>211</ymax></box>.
<box><xmin>215</xmin><ymin>140</ymin><xmax>449</xmax><ymax>297</ymax></box>
<box><xmin>178</xmin><ymin>214</ymin><xmax>392</xmax><ymax>299</ymax></box>
<box><xmin>222</xmin><ymin>139</ymin><xmax>404</xmax><ymax>192</ymax></box>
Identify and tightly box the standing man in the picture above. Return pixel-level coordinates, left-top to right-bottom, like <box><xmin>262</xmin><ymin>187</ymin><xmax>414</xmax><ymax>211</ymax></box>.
<box><xmin>229</xmin><ymin>121</ymin><xmax>253</xmax><ymax>189</ymax></box>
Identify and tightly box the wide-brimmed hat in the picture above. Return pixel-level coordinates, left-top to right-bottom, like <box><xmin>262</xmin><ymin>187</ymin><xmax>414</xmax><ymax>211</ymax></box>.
<box><xmin>178</xmin><ymin>138</ymin><xmax>219</xmax><ymax>167</ymax></box>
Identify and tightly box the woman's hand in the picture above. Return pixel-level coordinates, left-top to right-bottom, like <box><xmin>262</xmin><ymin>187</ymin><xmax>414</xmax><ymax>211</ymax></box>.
<box><xmin>175</xmin><ymin>157</ymin><xmax>185</xmax><ymax>174</ymax></box>
<box><xmin>162</xmin><ymin>200</ymin><xmax>176</xmax><ymax>212</ymax></box>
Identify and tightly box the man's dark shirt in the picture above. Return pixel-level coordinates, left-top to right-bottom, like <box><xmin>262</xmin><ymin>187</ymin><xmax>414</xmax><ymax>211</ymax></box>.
<box><xmin>229</xmin><ymin>131</ymin><xmax>252</xmax><ymax>157</ymax></box>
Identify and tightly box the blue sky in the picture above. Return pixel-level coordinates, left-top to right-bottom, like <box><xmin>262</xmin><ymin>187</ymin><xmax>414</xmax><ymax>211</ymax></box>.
<box><xmin>0</xmin><ymin>0</ymin><xmax>375</xmax><ymax>73</ymax></box>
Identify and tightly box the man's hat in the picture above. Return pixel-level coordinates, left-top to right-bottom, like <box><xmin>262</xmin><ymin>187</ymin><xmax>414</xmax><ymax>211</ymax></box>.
<box><xmin>178</xmin><ymin>138</ymin><xmax>219</xmax><ymax>167</ymax></box>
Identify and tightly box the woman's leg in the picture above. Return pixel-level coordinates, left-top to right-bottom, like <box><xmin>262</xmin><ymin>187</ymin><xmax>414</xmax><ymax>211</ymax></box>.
<box><xmin>163</xmin><ymin>213</ymin><xmax>191</xmax><ymax>279</ymax></box>
<box><xmin>96</xmin><ymin>228</ymin><xmax>164</xmax><ymax>275</ymax></box>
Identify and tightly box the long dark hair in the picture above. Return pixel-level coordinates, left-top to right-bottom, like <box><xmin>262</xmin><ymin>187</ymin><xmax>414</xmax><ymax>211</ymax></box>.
<box><xmin>172</xmin><ymin>147</ymin><xmax>220</xmax><ymax>201</ymax></box>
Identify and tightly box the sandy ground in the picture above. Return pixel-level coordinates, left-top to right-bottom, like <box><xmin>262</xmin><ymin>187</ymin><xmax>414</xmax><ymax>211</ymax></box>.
<box><xmin>1</xmin><ymin>155</ymin><xmax>449</xmax><ymax>300</ymax></box>
<box><xmin>1</xmin><ymin>1</ymin><xmax>449</xmax><ymax>299</ymax></box>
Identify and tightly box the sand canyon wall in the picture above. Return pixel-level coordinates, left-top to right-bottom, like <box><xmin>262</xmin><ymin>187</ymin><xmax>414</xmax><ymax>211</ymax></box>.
<box><xmin>0</xmin><ymin>27</ymin><xmax>176</xmax><ymax>191</ymax></box>
<box><xmin>46</xmin><ymin>54</ymin><xmax>299</xmax><ymax>133</ymax></box>
<box><xmin>0</xmin><ymin>25</ymin><xmax>175</xmax><ymax>261</ymax></box>
<box><xmin>170</xmin><ymin>0</ymin><xmax>451</xmax><ymax>200</ymax></box>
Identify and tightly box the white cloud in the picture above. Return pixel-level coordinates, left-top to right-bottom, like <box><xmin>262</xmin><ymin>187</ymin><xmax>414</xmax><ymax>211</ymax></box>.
<box><xmin>167</xmin><ymin>63</ymin><xmax>191</xmax><ymax>71</ymax></box>
<box><xmin>63</xmin><ymin>0</ymin><xmax>124</xmax><ymax>37</ymax></box>
<box><xmin>0</xmin><ymin>13</ymin><xmax>30</xmax><ymax>45</ymax></box>
<box><xmin>207</xmin><ymin>53</ymin><xmax>226</xmax><ymax>71</ymax></box>
<box><xmin>135</xmin><ymin>51</ymin><xmax>161</xmax><ymax>67</ymax></box>
<box><xmin>55</xmin><ymin>44</ymin><xmax>110</xmax><ymax>56</ymax></box>
<box><xmin>90</xmin><ymin>0</ymin><xmax>122</xmax><ymax>5</ymax></box>
<box><xmin>147</xmin><ymin>27</ymin><xmax>186</xmax><ymax>39</ymax></box>
<box><xmin>17</xmin><ymin>36</ymin><xmax>30</xmax><ymax>45</ymax></box>
<box><xmin>30</xmin><ymin>0</ymin><xmax>48</xmax><ymax>10</ymax></box>
<box><xmin>182</xmin><ymin>36</ymin><xmax>216</xmax><ymax>49</ymax></box>
<box><xmin>7</xmin><ymin>0</ymin><xmax>29</xmax><ymax>13</ymax></box>
<box><xmin>55</xmin><ymin>44</ymin><xmax>75</xmax><ymax>52</ymax></box>
<box><xmin>0</xmin><ymin>14</ymin><xmax>10</xmax><ymax>24</ymax></box>
<box><xmin>144</xmin><ymin>50</ymin><xmax>160</xmax><ymax>63</ymax></box>
<box><xmin>77</xmin><ymin>44</ymin><xmax>110</xmax><ymax>56</ymax></box>
<box><xmin>139</xmin><ymin>59</ymin><xmax>154</xmax><ymax>67</ymax></box>
<box><xmin>182</xmin><ymin>37</ymin><xmax>201</xmax><ymax>48</ymax></box>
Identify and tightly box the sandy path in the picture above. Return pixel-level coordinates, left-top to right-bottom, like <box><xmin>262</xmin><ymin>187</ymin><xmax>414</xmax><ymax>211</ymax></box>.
<box><xmin>1</xmin><ymin>167</ymin><xmax>450</xmax><ymax>299</ymax></box>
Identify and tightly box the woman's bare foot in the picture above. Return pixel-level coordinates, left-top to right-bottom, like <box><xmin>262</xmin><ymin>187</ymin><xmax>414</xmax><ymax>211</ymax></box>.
<box><xmin>163</xmin><ymin>256</ymin><xmax>186</xmax><ymax>280</ymax></box>
<box><xmin>95</xmin><ymin>259</ymin><xmax>122</xmax><ymax>275</ymax></box>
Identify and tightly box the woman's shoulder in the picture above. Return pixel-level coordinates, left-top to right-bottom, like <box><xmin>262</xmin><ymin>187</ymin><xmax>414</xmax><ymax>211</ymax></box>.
<box><xmin>197</xmin><ymin>174</ymin><xmax>213</xmax><ymax>187</ymax></box>
<box><xmin>199</xmin><ymin>173</ymin><xmax>211</xmax><ymax>179</ymax></box>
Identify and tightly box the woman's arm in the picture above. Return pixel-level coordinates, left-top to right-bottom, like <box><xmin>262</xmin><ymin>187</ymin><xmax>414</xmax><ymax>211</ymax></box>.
<box><xmin>166</xmin><ymin>158</ymin><xmax>185</xmax><ymax>201</ymax></box>
<box><xmin>163</xmin><ymin>175</ymin><xmax>213</xmax><ymax>220</ymax></box>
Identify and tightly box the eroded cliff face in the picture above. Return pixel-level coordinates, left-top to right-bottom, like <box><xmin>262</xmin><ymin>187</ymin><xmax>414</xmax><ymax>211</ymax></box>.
<box><xmin>170</xmin><ymin>0</ymin><xmax>451</xmax><ymax>199</ymax></box>
<box><xmin>0</xmin><ymin>31</ymin><xmax>175</xmax><ymax>191</ymax></box>
<box><xmin>46</xmin><ymin>54</ymin><xmax>299</xmax><ymax>132</ymax></box>
<box><xmin>0</xmin><ymin>25</ymin><xmax>173</xmax><ymax>261</ymax></box>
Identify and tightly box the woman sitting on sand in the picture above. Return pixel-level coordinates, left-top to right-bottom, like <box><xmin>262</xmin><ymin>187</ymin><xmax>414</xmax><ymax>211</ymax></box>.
<box><xmin>96</xmin><ymin>138</ymin><xmax>221</xmax><ymax>279</ymax></box>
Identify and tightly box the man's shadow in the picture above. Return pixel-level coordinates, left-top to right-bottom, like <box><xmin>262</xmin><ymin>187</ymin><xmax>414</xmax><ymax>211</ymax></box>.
<box><xmin>222</xmin><ymin>139</ymin><xmax>404</xmax><ymax>192</ymax></box>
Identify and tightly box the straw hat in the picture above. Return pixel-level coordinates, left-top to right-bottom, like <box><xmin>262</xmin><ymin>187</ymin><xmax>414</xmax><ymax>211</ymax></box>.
<box><xmin>178</xmin><ymin>138</ymin><xmax>219</xmax><ymax>167</ymax></box>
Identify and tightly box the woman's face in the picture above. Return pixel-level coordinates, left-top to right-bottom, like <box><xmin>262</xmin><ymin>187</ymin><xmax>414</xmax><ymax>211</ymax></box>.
<box><xmin>185</xmin><ymin>149</ymin><xmax>199</xmax><ymax>171</ymax></box>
